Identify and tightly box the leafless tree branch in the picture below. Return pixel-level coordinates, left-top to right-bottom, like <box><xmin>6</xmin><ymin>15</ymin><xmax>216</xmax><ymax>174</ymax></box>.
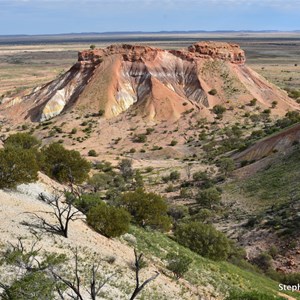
<box><xmin>52</xmin><ymin>248</ymin><xmax>116</xmax><ymax>300</ymax></box>
<box><xmin>36</xmin><ymin>192</ymin><xmax>83</xmax><ymax>238</ymax></box>
<box><xmin>129</xmin><ymin>249</ymin><xmax>159</xmax><ymax>300</ymax></box>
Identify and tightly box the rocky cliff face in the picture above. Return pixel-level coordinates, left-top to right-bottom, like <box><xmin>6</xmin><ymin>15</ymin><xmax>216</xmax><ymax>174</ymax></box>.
<box><xmin>0</xmin><ymin>42</ymin><xmax>297</xmax><ymax>123</ymax></box>
<box><xmin>188</xmin><ymin>41</ymin><xmax>246</xmax><ymax>64</ymax></box>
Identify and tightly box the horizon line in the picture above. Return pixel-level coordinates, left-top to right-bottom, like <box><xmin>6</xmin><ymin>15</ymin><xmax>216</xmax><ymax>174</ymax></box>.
<box><xmin>1</xmin><ymin>29</ymin><xmax>300</xmax><ymax>37</ymax></box>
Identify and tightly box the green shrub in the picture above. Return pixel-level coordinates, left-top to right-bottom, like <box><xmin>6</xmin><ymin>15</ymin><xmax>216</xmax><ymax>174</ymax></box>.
<box><xmin>268</xmin><ymin>245</ymin><xmax>278</xmax><ymax>259</ymax></box>
<box><xmin>119</xmin><ymin>188</ymin><xmax>171</xmax><ymax>231</ymax></box>
<box><xmin>88</xmin><ymin>173</ymin><xmax>113</xmax><ymax>192</ymax></box>
<box><xmin>179</xmin><ymin>187</ymin><xmax>193</xmax><ymax>199</ymax></box>
<box><xmin>98</xmin><ymin>109</ymin><xmax>105</xmax><ymax>116</ymax></box>
<box><xmin>165</xmin><ymin>184</ymin><xmax>175</xmax><ymax>193</ymax></box>
<box><xmin>133</xmin><ymin>134</ymin><xmax>147</xmax><ymax>143</ymax></box>
<box><xmin>112</xmin><ymin>174</ymin><xmax>126</xmax><ymax>190</ymax></box>
<box><xmin>249</xmin><ymin>98</ymin><xmax>257</xmax><ymax>106</ymax></box>
<box><xmin>88</xmin><ymin>149</ymin><xmax>97</xmax><ymax>157</ymax></box>
<box><xmin>174</xmin><ymin>221</ymin><xmax>232</xmax><ymax>260</ymax></box>
<box><xmin>71</xmin><ymin>128</ymin><xmax>77</xmax><ymax>134</ymax></box>
<box><xmin>208</xmin><ymin>89</ymin><xmax>217</xmax><ymax>95</ymax></box>
<box><xmin>190</xmin><ymin>208</ymin><xmax>215</xmax><ymax>222</ymax></box>
<box><xmin>87</xmin><ymin>202</ymin><xmax>131</xmax><ymax>237</ymax></box>
<box><xmin>118</xmin><ymin>159</ymin><xmax>134</xmax><ymax>180</ymax></box>
<box><xmin>151</xmin><ymin>145</ymin><xmax>163</xmax><ymax>151</ymax></box>
<box><xmin>0</xmin><ymin>147</ymin><xmax>39</xmax><ymax>188</ymax></box>
<box><xmin>146</xmin><ymin>128</ymin><xmax>155</xmax><ymax>135</ymax></box>
<box><xmin>280</xmin><ymin>272</ymin><xmax>300</xmax><ymax>285</ymax></box>
<box><xmin>21</xmin><ymin>124</ymin><xmax>29</xmax><ymax>131</ymax></box>
<box><xmin>145</xmin><ymin>166</ymin><xmax>154</xmax><ymax>173</ymax></box>
<box><xmin>0</xmin><ymin>271</ymin><xmax>56</xmax><ymax>300</ymax></box>
<box><xmin>166</xmin><ymin>251</ymin><xmax>192</xmax><ymax>279</ymax></box>
<box><xmin>4</xmin><ymin>132</ymin><xmax>41</xmax><ymax>150</ymax></box>
<box><xmin>192</xmin><ymin>171</ymin><xmax>213</xmax><ymax>188</ymax></box>
<box><xmin>196</xmin><ymin>187</ymin><xmax>221</xmax><ymax>209</ymax></box>
<box><xmin>218</xmin><ymin>157</ymin><xmax>235</xmax><ymax>176</ymax></box>
<box><xmin>262</xmin><ymin>109</ymin><xmax>271</xmax><ymax>115</ymax></box>
<box><xmin>94</xmin><ymin>160</ymin><xmax>112</xmax><ymax>172</ymax></box>
<box><xmin>168</xmin><ymin>206</ymin><xmax>188</xmax><ymax>221</ymax></box>
<box><xmin>170</xmin><ymin>140</ymin><xmax>178</xmax><ymax>146</ymax></box>
<box><xmin>162</xmin><ymin>175</ymin><xmax>170</xmax><ymax>183</ymax></box>
<box><xmin>73</xmin><ymin>193</ymin><xmax>102</xmax><ymax>214</ymax></box>
<box><xmin>286</xmin><ymin>88</ymin><xmax>300</xmax><ymax>99</ymax></box>
<box><xmin>252</xmin><ymin>252</ymin><xmax>273</xmax><ymax>271</ymax></box>
<box><xmin>169</xmin><ymin>170</ymin><xmax>180</xmax><ymax>182</ymax></box>
<box><xmin>271</xmin><ymin>101</ymin><xmax>278</xmax><ymax>108</ymax></box>
<box><xmin>133</xmin><ymin>170</ymin><xmax>144</xmax><ymax>189</ymax></box>
<box><xmin>40</xmin><ymin>143</ymin><xmax>91</xmax><ymax>184</ymax></box>
<box><xmin>212</xmin><ymin>105</ymin><xmax>226</xmax><ymax>116</ymax></box>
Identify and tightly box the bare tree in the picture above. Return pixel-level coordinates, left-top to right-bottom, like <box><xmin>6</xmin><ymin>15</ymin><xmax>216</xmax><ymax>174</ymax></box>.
<box><xmin>129</xmin><ymin>249</ymin><xmax>159</xmax><ymax>300</ymax></box>
<box><xmin>185</xmin><ymin>163</ymin><xmax>193</xmax><ymax>180</ymax></box>
<box><xmin>6</xmin><ymin>236</ymin><xmax>43</xmax><ymax>273</ymax></box>
<box><xmin>37</xmin><ymin>192</ymin><xmax>83</xmax><ymax>238</ymax></box>
<box><xmin>52</xmin><ymin>249</ymin><xmax>115</xmax><ymax>300</ymax></box>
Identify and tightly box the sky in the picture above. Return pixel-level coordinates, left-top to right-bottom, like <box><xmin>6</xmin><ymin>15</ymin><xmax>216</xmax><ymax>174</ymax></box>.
<box><xmin>0</xmin><ymin>0</ymin><xmax>299</xmax><ymax>35</ymax></box>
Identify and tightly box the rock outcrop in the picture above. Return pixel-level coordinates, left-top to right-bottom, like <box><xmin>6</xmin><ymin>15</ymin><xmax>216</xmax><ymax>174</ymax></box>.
<box><xmin>188</xmin><ymin>41</ymin><xmax>246</xmax><ymax>64</ymax></box>
<box><xmin>0</xmin><ymin>42</ymin><xmax>298</xmax><ymax>123</ymax></box>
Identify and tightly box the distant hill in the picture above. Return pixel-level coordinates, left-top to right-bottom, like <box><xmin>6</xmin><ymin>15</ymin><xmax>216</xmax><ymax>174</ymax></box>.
<box><xmin>1</xmin><ymin>41</ymin><xmax>298</xmax><ymax>123</ymax></box>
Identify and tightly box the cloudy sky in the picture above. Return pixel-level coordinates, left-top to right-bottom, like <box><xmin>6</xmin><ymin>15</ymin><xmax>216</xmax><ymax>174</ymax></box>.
<box><xmin>0</xmin><ymin>0</ymin><xmax>299</xmax><ymax>35</ymax></box>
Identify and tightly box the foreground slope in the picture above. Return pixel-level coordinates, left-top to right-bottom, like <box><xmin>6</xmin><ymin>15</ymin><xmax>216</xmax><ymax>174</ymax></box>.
<box><xmin>0</xmin><ymin>173</ymin><xmax>295</xmax><ymax>299</ymax></box>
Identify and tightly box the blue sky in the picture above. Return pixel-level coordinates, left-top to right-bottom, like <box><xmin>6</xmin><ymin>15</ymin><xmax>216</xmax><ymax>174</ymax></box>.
<box><xmin>0</xmin><ymin>0</ymin><xmax>299</xmax><ymax>35</ymax></box>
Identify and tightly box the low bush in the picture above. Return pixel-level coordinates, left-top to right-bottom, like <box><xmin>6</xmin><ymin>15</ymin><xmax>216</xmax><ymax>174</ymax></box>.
<box><xmin>73</xmin><ymin>193</ymin><xmax>102</xmax><ymax>214</ymax></box>
<box><xmin>208</xmin><ymin>89</ymin><xmax>217</xmax><ymax>95</ymax></box>
<box><xmin>4</xmin><ymin>132</ymin><xmax>41</xmax><ymax>150</ymax></box>
<box><xmin>174</xmin><ymin>221</ymin><xmax>232</xmax><ymax>260</ymax></box>
<box><xmin>166</xmin><ymin>251</ymin><xmax>192</xmax><ymax>279</ymax></box>
<box><xmin>0</xmin><ymin>147</ymin><xmax>39</xmax><ymax>188</ymax></box>
<box><xmin>196</xmin><ymin>187</ymin><xmax>222</xmax><ymax>209</ymax></box>
<box><xmin>87</xmin><ymin>202</ymin><xmax>131</xmax><ymax>238</ymax></box>
<box><xmin>212</xmin><ymin>105</ymin><xmax>226</xmax><ymax>116</ymax></box>
<box><xmin>169</xmin><ymin>170</ymin><xmax>180</xmax><ymax>182</ymax></box>
<box><xmin>40</xmin><ymin>143</ymin><xmax>91</xmax><ymax>184</ymax></box>
<box><xmin>119</xmin><ymin>188</ymin><xmax>171</xmax><ymax>231</ymax></box>
<box><xmin>88</xmin><ymin>149</ymin><xmax>97</xmax><ymax>157</ymax></box>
